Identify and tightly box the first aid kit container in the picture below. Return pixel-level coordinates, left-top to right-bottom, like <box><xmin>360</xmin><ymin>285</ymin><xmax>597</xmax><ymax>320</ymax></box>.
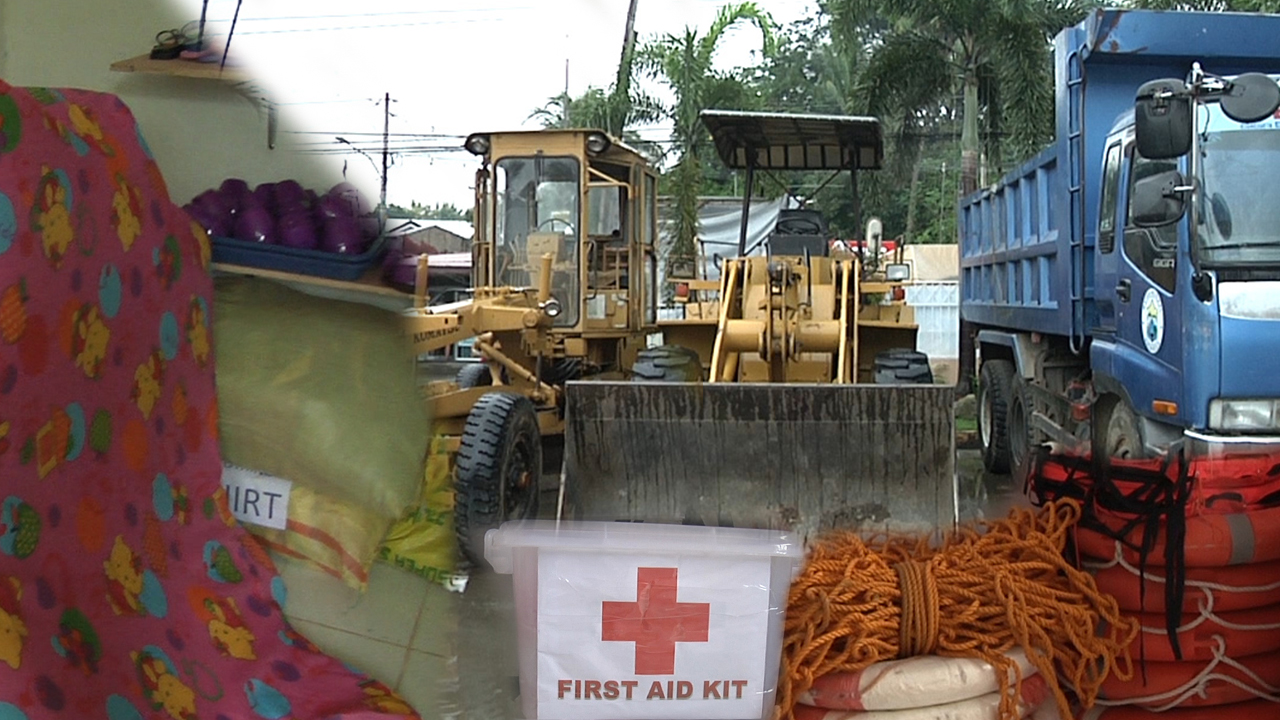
<box><xmin>485</xmin><ymin>520</ymin><xmax>804</xmax><ymax>720</ymax></box>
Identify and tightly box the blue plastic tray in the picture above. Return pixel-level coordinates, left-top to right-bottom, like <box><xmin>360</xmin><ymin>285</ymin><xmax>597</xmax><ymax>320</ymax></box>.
<box><xmin>211</xmin><ymin>233</ymin><xmax>387</xmax><ymax>281</ymax></box>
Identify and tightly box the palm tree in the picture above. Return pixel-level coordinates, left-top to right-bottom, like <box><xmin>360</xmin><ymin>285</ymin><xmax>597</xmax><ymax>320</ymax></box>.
<box><xmin>827</xmin><ymin>0</ymin><xmax>1086</xmax><ymax>194</ymax></box>
<box><xmin>638</xmin><ymin>2</ymin><xmax>776</xmax><ymax>277</ymax></box>
<box><xmin>527</xmin><ymin>88</ymin><xmax>666</xmax><ymax>166</ymax></box>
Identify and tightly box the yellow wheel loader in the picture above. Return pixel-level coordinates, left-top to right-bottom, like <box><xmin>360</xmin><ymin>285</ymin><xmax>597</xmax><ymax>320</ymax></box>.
<box><xmin>562</xmin><ymin>111</ymin><xmax>957</xmax><ymax>541</ymax></box>
<box><xmin>402</xmin><ymin>129</ymin><xmax>671</xmax><ymax>563</ymax></box>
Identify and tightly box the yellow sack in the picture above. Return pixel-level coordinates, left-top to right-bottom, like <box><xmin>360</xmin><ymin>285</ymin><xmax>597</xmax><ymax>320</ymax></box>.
<box><xmin>245</xmin><ymin>483</ymin><xmax>394</xmax><ymax>591</ymax></box>
<box><xmin>378</xmin><ymin>433</ymin><xmax>462</xmax><ymax>589</ymax></box>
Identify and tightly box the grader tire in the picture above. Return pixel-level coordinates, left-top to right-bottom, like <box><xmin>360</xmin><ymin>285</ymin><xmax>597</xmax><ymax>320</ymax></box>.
<box><xmin>456</xmin><ymin>364</ymin><xmax>493</xmax><ymax>389</ymax></box>
<box><xmin>454</xmin><ymin>392</ymin><xmax>542</xmax><ymax>569</ymax></box>
<box><xmin>874</xmin><ymin>349</ymin><xmax>934</xmax><ymax>384</ymax></box>
<box><xmin>631</xmin><ymin>345</ymin><xmax>702</xmax><ymax>382</ymax></box>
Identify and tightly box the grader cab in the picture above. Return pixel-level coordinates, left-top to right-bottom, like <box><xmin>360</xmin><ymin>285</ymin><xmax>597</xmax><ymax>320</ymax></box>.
<box><xmin>402</xmin><ymin>129</ymin><xmax>662</xmax><ymax>562</ymax></box>
<box><xmin>562</xmin><ymin>110</ymin><xmax>956</xmax><ymax>541</ymax></box>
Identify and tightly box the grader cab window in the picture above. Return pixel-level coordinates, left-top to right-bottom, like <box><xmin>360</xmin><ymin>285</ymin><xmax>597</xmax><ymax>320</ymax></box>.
<box><xmin>588</xmin><ymin>184</ymin><xmax>629</xmax><ymax>291</ymax></box>
<box><xmin>495</xmin><ymin>156</ymin><xmax>580</xmax><ymax>326</ymax></box>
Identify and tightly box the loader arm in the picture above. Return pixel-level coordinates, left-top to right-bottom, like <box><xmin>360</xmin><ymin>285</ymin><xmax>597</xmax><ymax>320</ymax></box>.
<box><xmin>404</xmin><ymin>292</ymin><xmax>549</xmax><ymax>355</ymax></box>
<box><xmin>403</xmin><ymin>252</ymin><xmax>557</xmax><ymax>356</ymax></box>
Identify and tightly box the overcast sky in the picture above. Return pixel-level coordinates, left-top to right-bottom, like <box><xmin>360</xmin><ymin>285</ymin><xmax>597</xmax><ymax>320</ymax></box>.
<box><xmin>177</xmin><ymin>0</ymin><xmax>816</xmax><ymax>210</ymax></box>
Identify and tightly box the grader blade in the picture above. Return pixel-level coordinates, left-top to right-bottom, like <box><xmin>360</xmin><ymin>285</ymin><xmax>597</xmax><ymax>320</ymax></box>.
<box><xmin>562</xmin><ymin>382</ymin><xmax>957</xmax><ymax>541</ymax></box>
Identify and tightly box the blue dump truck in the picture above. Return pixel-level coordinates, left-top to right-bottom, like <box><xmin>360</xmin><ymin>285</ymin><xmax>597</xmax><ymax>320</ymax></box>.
<box><xmin>961</xmin><ymin>8</ymin><xmax>1280</xmax><ymax>472</ymax></box>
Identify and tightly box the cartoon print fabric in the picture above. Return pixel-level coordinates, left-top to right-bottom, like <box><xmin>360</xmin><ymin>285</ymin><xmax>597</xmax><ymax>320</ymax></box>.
<box><xmin>0</xmin><ymin>80</ymin><xmax>420</xmax><ymax>719</ymax></box>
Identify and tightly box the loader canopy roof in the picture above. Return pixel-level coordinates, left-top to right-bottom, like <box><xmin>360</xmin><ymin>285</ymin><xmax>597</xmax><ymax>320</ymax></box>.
<box><xmin>701</xmin><ymin>110</ymin><xmax>884</xmax><ymax>171</ymax></box>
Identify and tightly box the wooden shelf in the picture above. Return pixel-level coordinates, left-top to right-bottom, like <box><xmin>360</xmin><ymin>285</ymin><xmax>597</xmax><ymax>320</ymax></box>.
<box><xmin>212</xmin><ymin>262</ymin><xmax>412</xmax><ymax>301</ymax></box>
<box><xmin>110</xmin><ymin>53</ymin><xmax>249</xmax><ymax>82</ymax></box>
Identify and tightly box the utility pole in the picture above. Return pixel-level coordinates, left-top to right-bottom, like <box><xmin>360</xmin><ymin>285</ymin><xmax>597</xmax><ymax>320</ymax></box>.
<box><xmin>612</xmin><ymin>0</ymin><xmax>640</xmax><ymax>136</ymax></box>
<box><xmin>563</xmin><ymin>56</ymin><xmax>571</xmax><ymax>129</ymax></box>
<box><xmin>380</xmin><ymin>92</ymin><xmax>391</xmax><ymax>231</ymax></box>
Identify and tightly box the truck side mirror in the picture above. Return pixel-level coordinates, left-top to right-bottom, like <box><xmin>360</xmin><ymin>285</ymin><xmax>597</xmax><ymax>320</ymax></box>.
<box><xmin>1219</xmin><ymin>72</ymin><xmax>1280</xmax><ymax>124</ymax></box>
<box><xmin>1131</xmin><ymin>170</ymin><xmax>1188</xmax><ymax>227</ymax></box>
<box><xmin>1135</xmin><ymin>79</ymin><xmax>1192</xmax><ymax>159</ymax></box>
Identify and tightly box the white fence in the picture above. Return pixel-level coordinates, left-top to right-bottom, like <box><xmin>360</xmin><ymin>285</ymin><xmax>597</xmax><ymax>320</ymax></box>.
<box><xmin>905</xmin><ymin>282</ymin><xmax>959</xmax><ymax>360</ymax></box>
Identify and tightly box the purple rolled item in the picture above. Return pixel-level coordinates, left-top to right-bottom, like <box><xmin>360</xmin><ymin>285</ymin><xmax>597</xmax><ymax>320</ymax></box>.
<box><xmin>276</xmin><ymin>210</ymin><xmax>319</xmax><ymax>250</ymax></box>
<box><xmin>183</xmin><ymin>202</ymin><xmax>231</xmax><ymax>238</ymax></box>
<box><xmin>384</xmin><ymin>254</ymin><xmax>422</xmax><ymax>290</ymax></box>
<box><xmin>218</xmin><ymin>178</ymin><xmax>251</xmax><ymax>211</ymax></box>
<box><xmin>381</xmin><ymin>234</ymin><xmax>433</xmax><ymax>288</ymax></box>
<box><xmin>320</xmin><ymin>214</ymin><xmax>362</xmax><ymax>254</ymax></box>
<box><xmin>235</xmin><ymin>203</ymin><xmax>277</xmax><ymax>244</ymax></box>
<box><xmin>304</xmin><ymin>188</ymin><xmax>319</xmax><ymax>209</ymax></box>
<box><xmin>358</xmin><ymin>213</ymin><xmax>381</xmax><ymax>241</ymax></box>
<box><xmin>274</xmin><ymin>197</ymin><xmax>308</xmax><ymax>222</ymax></box>
<box><xmin>252</xmin><ymin>182</ymin><xmax>276</xmax><ymax>214</ymax></box>
<box><xmin>192</xmin><ymin>188</ymin><xmax>229</xmax><ymax>219</ymax></box>
<box><xmin>273</xmin><ymin>179</ymin><xmax>306</xmax><ymax>206</ymax></box>
<box><xmin>328</xmin><ymin>181</ymin><xmax>371</xmax><ymax>216</ymax></box>
<box><xmin>314</xmin><ymin>193</ymin><xmax>350</xmax><ymax>221</ymax></box>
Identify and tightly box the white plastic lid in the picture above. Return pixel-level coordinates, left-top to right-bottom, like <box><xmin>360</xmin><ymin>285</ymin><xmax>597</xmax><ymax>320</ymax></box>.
<box><xmin>484</xmin><ymin>520</ymin><xmax>803</xmax><ymax>574</ymax></box>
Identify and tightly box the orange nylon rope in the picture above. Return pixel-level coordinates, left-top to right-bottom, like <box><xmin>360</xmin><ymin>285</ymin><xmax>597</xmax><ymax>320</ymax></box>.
<box><xmin>777</xmin><ymin>499</ymin><xmax>1138</xmax><ymax>720</ymax></box>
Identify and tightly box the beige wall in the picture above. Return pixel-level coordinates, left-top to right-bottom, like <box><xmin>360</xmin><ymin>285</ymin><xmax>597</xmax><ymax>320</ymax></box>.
<box><xmin>0</xmin><ymin>0</ymin><xmax>345</xmax><ymax>207</ymax></box>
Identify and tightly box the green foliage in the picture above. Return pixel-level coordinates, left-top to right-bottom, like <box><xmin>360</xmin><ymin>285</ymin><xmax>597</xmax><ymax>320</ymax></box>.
<box><xmin>638</xmin><ymin>2</ymin><xmax>777</xmax><ymax>272</ymax></box>
<box><xmin>388</xmin><ymin>201</ymin><xmax>473</xmax><ymax>222</ymax></box>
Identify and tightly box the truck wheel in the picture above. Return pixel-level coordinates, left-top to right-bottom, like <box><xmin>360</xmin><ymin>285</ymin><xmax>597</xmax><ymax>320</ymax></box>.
<box><xmin>631</xmin><ymin>345</ymin><xmax>702</xmax><ymax>382</ymax></box>
<box><xmin>978</xmin><ymin>359</ymin><xmax>1015</xmax><ymax>473</ymax></box>
<box><xmin>1007</xmin><ymin>377</ymin><xmax>1033</xmax><ymax>473</ymax></box>
<box><xmin>454</xmin><ymin>392</ymin><xmax>542</xmax><ymax>569</ymax></box>
<box><xmin>874</xmin><ymin>349</ymin><xmax>934</xmax><ymax>384</ymax></box>
<box><xmin>456</xmin><ymin>363</ymin><xmax>493</xmax><ymax>389</ymax></box>
<box><xmin>1096</xmin><ymin>396</ymin><xmax>1145</xmax><ymax>460</ymax></box>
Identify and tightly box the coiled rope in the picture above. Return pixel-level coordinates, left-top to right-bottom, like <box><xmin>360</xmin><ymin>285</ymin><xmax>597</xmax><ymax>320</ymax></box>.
<box><xmin>777</xmin><ymin>500</ymin><xmax>1139</xmax><ymax>720</ymax></box>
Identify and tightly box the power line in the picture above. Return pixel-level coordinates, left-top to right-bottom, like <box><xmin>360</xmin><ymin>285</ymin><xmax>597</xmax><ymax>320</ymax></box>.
<box><xmin>205</xmin><ymin>7</ymin><xmax>533</xmax><ymax>23</ymax></box>
<box><xmin>232</xmin><ymin>17</ymin><xmax>526</xmax><ymax>34</ymax></box>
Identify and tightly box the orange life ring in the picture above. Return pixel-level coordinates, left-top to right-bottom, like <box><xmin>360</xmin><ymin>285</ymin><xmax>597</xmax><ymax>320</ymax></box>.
<box><xmin>1079</xmin><ymin>697</ymin><xmax>1280</xmax><ymax>719</ymax></box>
<box><xmin>1029</xmin><ymin>449</ymin><xmax>1280</xmax><ymax>517</ymax></box>
<box><xmin>793</xmin><ymin>673</ymin><xmax>1050</xmax><ymax>720</ymax></box>
<box><xmin>1119</xmin><ymin>601</ymin><xmax>1280</xmax><ymax>662</ymax></box>
<box><xmin>796</xmin><ymin>651</ymin><xmax>1037</xmax><ymax>711</ymax></box>
<box><xmin>1097</xmin><ymin>645</ymin><xmax>1280</xmax><ymax>709</ymax></box>
<box><xmin>1088</xmin><ymin>555</ymin><xmax>1280</xmax><ymax>613</ymax></box>
<box><xmin>1074</xmin><ymin>504</ymin><xmax>1280</xmax><ymax>568</ymax></box>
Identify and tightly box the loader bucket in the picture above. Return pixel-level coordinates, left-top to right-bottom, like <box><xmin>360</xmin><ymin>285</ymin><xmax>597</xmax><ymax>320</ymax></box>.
<box><xmin>562</xmin><ymin>382</ymin><xmax>957</xmax><ymax>542</ymax></box>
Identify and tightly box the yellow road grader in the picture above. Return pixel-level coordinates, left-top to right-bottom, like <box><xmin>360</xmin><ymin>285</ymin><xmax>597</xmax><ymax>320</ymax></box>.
<box><xmin>405</xmin><ymin>114</ymin><xmax>955</xmax><ymax>565</ymax></box>
<box><xmin>402</xmin><ymin>128</ymin><xmax>669</xmax><ymax>562</ymax></box>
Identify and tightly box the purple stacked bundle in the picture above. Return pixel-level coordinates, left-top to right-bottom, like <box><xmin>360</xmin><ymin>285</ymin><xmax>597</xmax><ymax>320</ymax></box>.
<box><xmin>184</xmin><ymin>179</ymin><xmax>381</xmax><ymax>255</ymax></box>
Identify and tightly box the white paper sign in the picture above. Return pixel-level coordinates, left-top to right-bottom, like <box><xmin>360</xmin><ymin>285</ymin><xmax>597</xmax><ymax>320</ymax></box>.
<box><xmin>536</xmin><ymin>549</ymin><xmax>773</xmax><ymax>720</ymax></box>
<box><xmin>220</xmin><ymin>464</ymin><xmax>292</xmax><ymax>530</ymax></box>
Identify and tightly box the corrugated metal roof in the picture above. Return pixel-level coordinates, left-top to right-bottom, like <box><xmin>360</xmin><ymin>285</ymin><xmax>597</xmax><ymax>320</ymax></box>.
<box><xmin>701</xmin><ymin>110</ymin><xmax>884</xmax><ymax>171</ymax></box>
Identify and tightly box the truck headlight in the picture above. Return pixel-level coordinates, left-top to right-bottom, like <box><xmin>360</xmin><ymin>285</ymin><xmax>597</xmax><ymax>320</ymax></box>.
<box><xmin>540</xmin><ymin>297</ymin><xmax>562</xmax><ymax>318</ymax></box>
<box><xmin>1209</xmin><ymin>398</ymin><xmax>1280</xmax><ymax>431</ymax></box>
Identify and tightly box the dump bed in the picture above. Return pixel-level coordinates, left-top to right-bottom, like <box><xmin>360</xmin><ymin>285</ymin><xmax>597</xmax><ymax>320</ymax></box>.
<box><xmin>959</xmin><ymin>8</ymin><xmax>1280</xmax><ymax>340</ymax></box>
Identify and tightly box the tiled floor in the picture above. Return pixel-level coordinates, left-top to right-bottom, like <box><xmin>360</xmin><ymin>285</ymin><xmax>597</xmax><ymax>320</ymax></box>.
<box><xmin>273</xmin><ymin>548</ymin><xmax>519</xmax><ymax>712</ymax></box>
<box><xmin>272</xmin><ymin>552</ymin><xmax>524</xmax><ymax>719</ymax></box>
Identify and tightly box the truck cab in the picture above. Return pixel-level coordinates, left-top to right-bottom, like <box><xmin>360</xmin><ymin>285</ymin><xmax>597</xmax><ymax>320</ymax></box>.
<box><xmin>961</xmin><ymin>9</ymin><xmax>1280</xmax><ymax>472</ymax></box>
<box><xmin>1093</xmin><ymin>72</ymin><xmax>1280</xmax><ymax>456</ymax></box>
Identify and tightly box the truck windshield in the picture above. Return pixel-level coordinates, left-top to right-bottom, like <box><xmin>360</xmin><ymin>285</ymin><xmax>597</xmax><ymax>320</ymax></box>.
<box><xmin>494</xmin><ymin>156</ymin><xmax>580</xmax><ymax>326</ymax></box>
<box><xmin>1197</xmin><ymin>105</ymin><xmax>1280</xmax><ymax>266</ymax></box>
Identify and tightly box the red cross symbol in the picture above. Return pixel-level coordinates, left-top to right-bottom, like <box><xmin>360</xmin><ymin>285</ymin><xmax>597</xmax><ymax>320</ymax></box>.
<box><xmin>601</xmin><ymin>567</ymin><xmax>710</xmax><ymax>675</ymax></box>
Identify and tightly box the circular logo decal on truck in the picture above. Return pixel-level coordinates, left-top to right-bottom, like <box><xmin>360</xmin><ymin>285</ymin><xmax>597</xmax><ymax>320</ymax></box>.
<box><xmin>1142</xmin><ymin>287</ymin><xmax>1164</xmax><ymax>354</ymax></box>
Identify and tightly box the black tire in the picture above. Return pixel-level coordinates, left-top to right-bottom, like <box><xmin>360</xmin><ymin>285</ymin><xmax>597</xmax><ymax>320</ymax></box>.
<box><xmin>456</xmin><ymin>363</ymin><xmax>493</xmax><ymax>389</ymax></box>
<box><xmin>873</xmin><ymin>348</ymin><xmax>934</xmax><ymax>384</ymax></box>
<box><xmin>978</xmin><ymin>359</ymin><xmax>1015</xmax><ymax>474</ymax></box>
<box><xmin>1007</xmin><ymin>376</ymin><xmax>1032</xmax><ymax>473</ymax></box>
<box><xmin>454</xmin><ymin>392</ymin><xmax>542</xmax><ymax>569</ymax></box>
<box><xmin>1095</xmin><ymin>396</ymin><xmax>1145</xmax><ymax>460</ymax></box>
<box><xmin>631</xmin><ymin>345</ymin><xmax>702</xmax><ymax>382</ymax></box>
